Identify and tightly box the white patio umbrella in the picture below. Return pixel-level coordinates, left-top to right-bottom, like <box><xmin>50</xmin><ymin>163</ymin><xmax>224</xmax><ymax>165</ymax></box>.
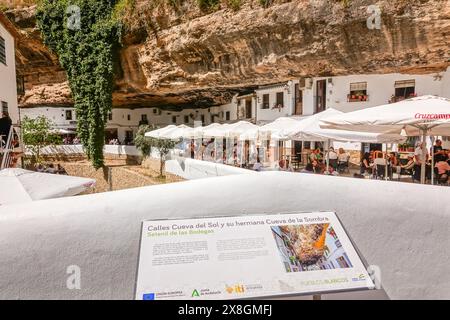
<box><xmin>259</xmin><ymin>117</ymin><xmax>303</xmax><ymax>140</ymax></box>
<box><xmin>0</xmin><ymin>168</ymin><xmax>95</xmax><ymax>206</ymax></box>
<box><xmin>194</xmin><ymin>123</ymin><xmax>222</xmax><ymax>138</ymax></box>
<box><xmin>158</xmin><ymin>124</ymin><xmax>194</xmax><ymax>140</ymax></box>
<box><xmin>144</xmin><ymin>125</ymin><xmax>177</xmax><ymax>139</ymax></box>
<box><xmin>320</xmin><ymin>95</ymin><xmax>450</xmax><ymax>183</ymax></box>
<box><xmin>293</xmin><ymin>108</ymin><xmax>406</xmax><ymax>144</ymax></box>
<box><xmin>224</xmin><ymin>121</ymin><xmax>259</xmax><ymax>139</ymax></box>
<box><xmin>289</xmin><ymin>108</ymin><xmax>406</xmax><ymax>174</ymax></box>
<box><xmin>202</xmin><ymin>123</ymin><xmax>230</xmax><ymax>138</ymax></box>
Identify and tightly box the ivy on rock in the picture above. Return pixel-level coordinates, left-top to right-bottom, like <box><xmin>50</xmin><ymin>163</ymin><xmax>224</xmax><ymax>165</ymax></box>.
<box><xmin>36</xmin><ymin>0</ymin><xmax>123</xmax><ymax>169</ymax></box>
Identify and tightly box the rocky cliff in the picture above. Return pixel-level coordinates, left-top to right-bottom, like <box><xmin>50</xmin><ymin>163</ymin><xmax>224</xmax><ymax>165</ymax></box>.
<box><xmin>4</xmin><ymin>0</ymin><xmax>450</xmax><ymax>109</ymax></box>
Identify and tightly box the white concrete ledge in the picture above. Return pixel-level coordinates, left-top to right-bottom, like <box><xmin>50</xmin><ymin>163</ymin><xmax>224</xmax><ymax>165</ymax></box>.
<box><xmin>0</xmin><ymin>172</ymin><xmax>448</xmax><ymax>299</ymax></box>
<box><xmin>25</xmin><ymin>144</ymin><xmax>140</xmax><ymax>156</ymax></box>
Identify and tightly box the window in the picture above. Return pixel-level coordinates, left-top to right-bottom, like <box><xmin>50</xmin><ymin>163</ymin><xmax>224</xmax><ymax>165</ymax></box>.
<box><xmin>1</xmin><ymin>101</ymin><xmax>8</xmax><ymax>115</ymax></box>
<box><xmin>275</xmin><ymin>92</ymin><xmax>284</xmax><ymax>108</ymax></box>
<box><xmin>184</xmin><ymin>115</ymin><xmax>189</xmax><ymax>124</ymax></box>
<box><xmin>0</xmin><ymin>36</ymin><xmax>6</xmax><ymax>65</ymax></box>
<box><xmin>65</xmin><ymin>110</ymin><xmax>73</xmax><ymax>120</ymax></box>
<box><xmin>201</xmin><ymin>115</ymin><xmax>205</xmax><ymax>124</ymax></box>
<box><xmin>225</xmin><ymin>111</ymin><xmax>230</xmax><ymax>121</ymax></box>
<box><xmin>139</xmin><ymin>114</ymin><xmax>148</xmax><ymax>126</ymax></box>
<box><xmin>172</xmin><ymin>116</ymin><xmax>177</xmax><ymax>124</ymax></box>
<box><xmin>153</xmin><ymin>109</ymin><xmax>157</xmax><ymax>114</ymax></box>
<box><xmin>348</xmin><ymin>82</ymin><xmax>368</xmax><ymax>102</ymax></box>
<box><xmin>17</xmin><ymin>76</ymin><xmax>25</xmax><ymax>95</ymax></box>
<box><xmin>127</xmin><ymin>114</ymin><xmax>131</xmax><ymax>121</ymax></box>
<box><xmin>394</xmin><ymin>80</ymin><xmax>415</xmax><ymax>100</ymax></box>
<box><xmin>262</xmin><ymin>94</ymin><xmax>270</xmax><ymax>109</ymax></box>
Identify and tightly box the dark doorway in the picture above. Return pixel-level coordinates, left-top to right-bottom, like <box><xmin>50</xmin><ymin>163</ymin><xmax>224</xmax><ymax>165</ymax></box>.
<box><xmin>294</xmin><ymin>84</ymin><xmax>303</xmax><ymax>115</ymax></box>
<box><xmin>245</xmin><ymin>99</ymin><xmax>252</xmax><ymax>119</ymax></box>
<box><xmin>315</xmin><ymin>79</ymin><xmax>326</xmax><ymax>113</ymax></box>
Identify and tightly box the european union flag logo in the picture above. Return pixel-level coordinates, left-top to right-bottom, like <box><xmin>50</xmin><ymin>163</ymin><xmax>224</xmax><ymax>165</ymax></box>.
<box><xmin>143</xmin><ymin>293</ymin><xmax>155</xmax><ymax>300</ymax></box>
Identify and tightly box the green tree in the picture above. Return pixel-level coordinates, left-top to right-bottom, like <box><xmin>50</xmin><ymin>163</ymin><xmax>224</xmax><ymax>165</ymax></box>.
<box><xmin>21</xmin><ymin>116</ymin><xmax>63</xmax><ymax>164</ymax></box>
<box><xmin>148</xmin><ymin>138</ymin><xmax>177</xmax><ymax>177</ymax></box>
<box><xmin>36</xmin><ymin>0</ymin><xmax>124</xmax><ymax>169</ymax></box>
<box><xmin>134</xmin><ymin>125</ymin><xmax>153</xmax><ymax>159</ymax></box>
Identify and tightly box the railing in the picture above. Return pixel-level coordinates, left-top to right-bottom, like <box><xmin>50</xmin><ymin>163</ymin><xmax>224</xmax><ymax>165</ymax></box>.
<box><xmin>0</xmin><ymin>126</ymin><xmax>15</xmax><ymax>169</ymax></box>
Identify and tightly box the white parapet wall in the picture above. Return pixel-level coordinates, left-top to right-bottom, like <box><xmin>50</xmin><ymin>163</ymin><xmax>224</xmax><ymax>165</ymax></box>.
<box><xmin>0</xmin><ymin>172</ymin><xmax>449</xmax><ymax>299</ymax></box>
<box><xmin>25</xmin><ymin>144</ymin><xmax>141</xmax><ymax>157</ymax></box>
<box><xmin>165</xmin><ymin>158</ymin><xmax>256</xmax><ymax>180</ymax></box>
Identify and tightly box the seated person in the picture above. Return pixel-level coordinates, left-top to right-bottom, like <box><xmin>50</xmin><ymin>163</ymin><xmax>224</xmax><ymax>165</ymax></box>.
<box><xmin>311</xmin><ymin>159</ymin><xmax>322</xmax><ymax>174</ymax></box>
<box><xmin>253</xmin><ymin>158</ymin><xmax>263</xmax><ymax>172</ymax></box>
<box><xmin>389</xmin><ymin>152</ymin><xmax>399</xmax><ymax>167</ymax></box>
<box><xmin>360</xmin><ymin>152</ymin><xmax>372</xmax><ymax>174</ymax></box>
<box><xmin>400</xmin><ymin>156</ymin><xmax>415</xmax><ymax>175</ymax></box>
<box><xmin>309</xmin><ymin>151</ymin><xmax>317</xmax><ymax>163</ymax></box>
<box><xmin>301</xmin><ymin>163</ymin><xmax>314</xmax><ymax>173</ymax></box>
<box><xmin>337</xmin><ymin>148</ymin><xmax>349</xmax><ymax>172</ymax></box>
<box><xmin>46</xmin><ymin>163</ymin><xmax>57</xmax><ymax>174</ymax></box>
<box><xmin>372</xmin><ymin>153</ymin><xmax>388</xmax><ymax>178</ymax></box>
<box><xmin>435</xmin><ymin>158</ymin><xmax>450</xmax><ymax>183</ymax></box>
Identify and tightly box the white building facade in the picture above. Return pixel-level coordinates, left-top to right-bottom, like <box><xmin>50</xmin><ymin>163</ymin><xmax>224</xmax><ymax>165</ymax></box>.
<box><xmin>302</xmin><ymin>69</ymin><xmax>449</xmax><ymax>115</ymax></box>
<box><xmin>19</xmin><ymin>67</ymin><xmax>450</xmax><ymax>147</ymax></box>
<box><xmin>0</xmin><ymin>13</ymin><xmax>19</xmax><ymax>125</ymax></box>
<box><xmin>20</xmin><ymin>105</ymin><xmax>239</xmax><ymax>144</ymax></box>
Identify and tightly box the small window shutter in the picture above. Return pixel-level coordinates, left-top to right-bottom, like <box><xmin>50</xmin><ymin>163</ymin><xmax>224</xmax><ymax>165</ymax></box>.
<box><xmin>394</xmin><ymin>80</ymin><xmax>415</xmax><ymax>88</ymax></box>
<box><xmin>350</xmin><ymin>82</ymin><xmax>367</xmax><ymax>91</ymax></box>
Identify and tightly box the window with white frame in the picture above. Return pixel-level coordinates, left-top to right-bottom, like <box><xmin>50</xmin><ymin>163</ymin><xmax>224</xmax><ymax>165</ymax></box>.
<box><xmin>348</xmin><ymin>82</ymin><xmax>368</xmax><ymax>102</ymax></box>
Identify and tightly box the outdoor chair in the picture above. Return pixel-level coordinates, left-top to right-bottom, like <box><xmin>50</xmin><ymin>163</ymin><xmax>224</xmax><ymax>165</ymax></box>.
<box><xmin>375</xmin><ymin>164</ymin><xmax>388</xmax><ymax>180</ymax></box>
<box><xmin>399</xmin><ymin>167</ymin><xmax>415</xmax><ymax>182</ymax></box>
<box><xmin>338</xmin><ymin>159</ymin><xmax>350</xmax><ymax>174</ymax></box>
<box><xmin>434</xmin><ymin>167</ymin><xmax>449</xmax><ymax>186</ymax></box>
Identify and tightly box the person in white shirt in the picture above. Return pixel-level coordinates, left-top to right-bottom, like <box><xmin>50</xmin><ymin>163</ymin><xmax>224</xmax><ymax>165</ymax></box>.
<box><xmin>413</xmin><ymin>142</ymin><xmax>428</xmax><ymax>181</ymax></box>
<box><xmin>414</xmin><ymin>142</ymin><xmax>427</xmax><ymax>165</ymax></box>
<box><xmin>327</xmin><ymin>147</ymin><xmax>338</xmax><ymax>160</ymax></box>
<box><xmin>326</xmin><ymin>147</ymin><xmax>338</xmax><ymax>170</ymax></box>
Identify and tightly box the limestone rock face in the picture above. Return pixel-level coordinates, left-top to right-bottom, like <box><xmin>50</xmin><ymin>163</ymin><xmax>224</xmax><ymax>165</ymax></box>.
<box><xmin>5</xmin><ymin>0</ymin><xmax>450</xmax><ymax>109</ymax></box>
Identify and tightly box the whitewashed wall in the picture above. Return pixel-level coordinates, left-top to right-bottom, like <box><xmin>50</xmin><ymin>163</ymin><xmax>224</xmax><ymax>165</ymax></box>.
<box><xmin>0</xmin><ymin>21</ymin><xmax>18</xmax><ymax>125</ymax></box>
<box><xmin>255</xmin><ymin>82</ymin><xmax>298</xmax><ymax>122</ymax></box>
<box><xmin>20</xmin><ymin>105</ymin><xmax>238</xmax><ymax>144</ymax></box>
<box><xmin>0</xmin><ymin>172</ymin><xmax>448</xmax><ymax>299</ymax></box>
<box><xmin>303</xmin><ymin>70</ymin><xmax>449</xmax><ymax>114</ymax></box>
